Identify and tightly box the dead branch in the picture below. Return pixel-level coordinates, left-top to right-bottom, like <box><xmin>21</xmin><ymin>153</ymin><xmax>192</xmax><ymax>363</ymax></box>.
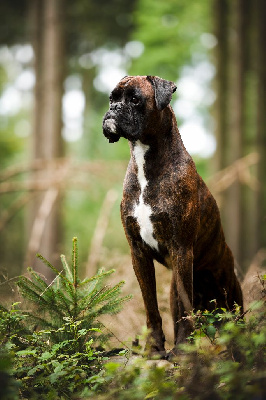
<box><xmin>0</xmin><ymin>158</ymin><xmax>69</xmax><ymax>182</ymax></box>
<box><xmin>0</xmin><ymin>158</ymin><xmax>126</xmax><ymax>183</ymax></box>
<box><xmin>208</xmin><ymin>152</ymin><xmax>259</xmax><ymax>194</ymax></box>
<box><xmin>0</xmin><ymin>180</ymin><xmax>63</xmax><ymax>193</ymax></box>
<box><xmin>86</xmin><ymin>189</ymin><xmax>118</xmax><ymax>275</ymax></box>
<box><xmin>25</xmin><ymin>160</ymin><xmax>70</xmax><ymax>266</ymax></box>
<box><xmin>26</xmin><ymin>187</ymin><xmax>59</xmax><ymax>265</ymax></box>
<box><xmin>0</xmin><ymin>160</ymin><xmax>126</xmax><ymax>194</ymax></box>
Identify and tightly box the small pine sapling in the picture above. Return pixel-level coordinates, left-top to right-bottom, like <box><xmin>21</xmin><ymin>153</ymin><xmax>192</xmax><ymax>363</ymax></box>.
<box><xmin>17</xmin><ymin>237</ymin><xmax>132</xmax><ymax>348</ymax></box>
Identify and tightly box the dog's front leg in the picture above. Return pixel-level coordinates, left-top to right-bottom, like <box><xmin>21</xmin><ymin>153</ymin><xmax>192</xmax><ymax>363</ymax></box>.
<box><xmin>170</xmin><ymin>247</ymin><xmax>194</xmax><ymax>349</ymax></box>
<box><xmin>131</xmin><ymin>246</ymin><xmax>165</xmax><ymax>355</ymax></box>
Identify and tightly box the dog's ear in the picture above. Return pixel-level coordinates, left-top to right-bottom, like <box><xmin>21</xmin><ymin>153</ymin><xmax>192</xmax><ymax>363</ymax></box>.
<box><xmin>147</xmin><ymin>76</ymin><xmax>177</xmax><ymax>111</ymax></box>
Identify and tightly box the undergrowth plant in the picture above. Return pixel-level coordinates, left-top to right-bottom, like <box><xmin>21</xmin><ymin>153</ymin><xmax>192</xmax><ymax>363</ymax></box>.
<box><xmin>89</xmin><ymin>276</ymin><xmax>266</xmax><ymax>400</ymax></box>
<box><xmin>17</xmin><ymin>237</ymin><xmax>131</xmax><ymax>346</ymax></box>
<box><xmin>0</xmin><ymin>237</ymin><xmax>131</xmax><ymax>399</ymax></box>
<box><xmin>1</xmin><ymin>240</ymin><xmax>265</xmax><ymax>400</ymax></box>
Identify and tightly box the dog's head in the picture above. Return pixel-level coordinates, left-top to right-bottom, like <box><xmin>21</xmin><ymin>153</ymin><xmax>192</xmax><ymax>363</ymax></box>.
<box><xmin>102</xmin><ymin>75</ymin><xmax>176</xmax><ymax>143</ymax></box>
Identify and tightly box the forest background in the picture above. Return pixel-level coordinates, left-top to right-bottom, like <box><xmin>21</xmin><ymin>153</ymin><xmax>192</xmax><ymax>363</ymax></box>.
<box><xmin>0</xmin><ymin>0</ymin><xmax>265</xmax><ymax>348</ymax></box>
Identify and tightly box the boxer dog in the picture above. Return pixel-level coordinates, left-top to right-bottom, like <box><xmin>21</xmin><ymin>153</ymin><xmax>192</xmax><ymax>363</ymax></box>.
<box><xmin>102</xmin><ymin>75</ymin><xmax>243</xmax><ymax>357</ymax></box>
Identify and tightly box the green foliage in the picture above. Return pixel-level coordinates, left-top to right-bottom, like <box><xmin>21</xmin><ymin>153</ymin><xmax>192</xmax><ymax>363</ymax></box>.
<box><xmin>0</xmin><ymin>237</ymin><xmax>131</xmax><ymax>399</ymax></box>
<box><xmin>0</xmin><ymin>347</ymin><xmax>20</xmax><ymax>400</ymax></box>
<box><xmin>187</xmin><ymin>301</ymin><xmax>244</xmax><ymax>345</ymax></box>
<box><xmin>0</xmin><ymin>302</ymin><xmax>28</xmax><ymax>344</ymax></box>
<box><xmin>0</xmin><ymin>306</ymin><xmax>106</xmax><ymax>399</ymax></box>
<box><xmin>131</xmin><ymin>0</ymin><xmax>211</xmax><ymax>79</ymax></box>
<box><xmin>17</xmin><ymin>237</ymin><xmax>131</xmax><ymax>346</ymax></box>
<box><xmin>1</xmin><ymin>248</ymin><xmax>265</xmax><ymax>400</ymax></box>
<box><xmin>12</xmin><ymin>320</ymin><xmax>106</xmax><ymax>398</ymax></box>
<box><xmin>98</xmin><ymin>357</ymin><xmax>177</xmax><ymax>400</ymax></box>
<box><xmin>88</xmin><ymin>278</ymin><xmax>266</xmax><ymax>400</ymax></box>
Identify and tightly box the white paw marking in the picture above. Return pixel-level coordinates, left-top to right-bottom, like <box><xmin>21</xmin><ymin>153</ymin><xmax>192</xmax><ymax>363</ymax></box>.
<box><xmin>133</xmin><ymin>140</ymin><xmax>159</xmax><ymax>251</ymax></box>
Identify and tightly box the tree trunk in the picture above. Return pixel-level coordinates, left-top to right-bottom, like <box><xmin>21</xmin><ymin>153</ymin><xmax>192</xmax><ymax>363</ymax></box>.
<box><xmin>213</xmin><ymin>0</ymin><xmax>229</xmax><ymax>173</ymax></box>
<box><xmin>26</xmin><ymin>0</ymin><xmax>65</xmax><ymax>280</ymax></box>
<box><xmin>255</xmin><ymin>0</ymin><xmax>266</xmax><ymax>252</ymax></box>
<box><xmin>212</xmin><ymin>0</ymin><xmax>265</xmax><ymax>273</ymax></box>
<box><xmin>224</xmin><ymin>0</ymin><xmax>245</xmax><ymax>266</ymax></box>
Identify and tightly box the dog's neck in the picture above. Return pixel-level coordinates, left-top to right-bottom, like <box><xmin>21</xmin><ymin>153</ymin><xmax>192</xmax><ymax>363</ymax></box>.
<box><xmin>129</xmin><ymin>110</ymin><xmax>185</xmax><ymax>170</ymax></box>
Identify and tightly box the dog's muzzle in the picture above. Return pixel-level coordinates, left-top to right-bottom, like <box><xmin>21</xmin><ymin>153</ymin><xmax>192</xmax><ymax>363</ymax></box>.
<box><xmin>102</xmin><ymin>114</ymin><xmax>121</xmax><ymax>143</ymax></box>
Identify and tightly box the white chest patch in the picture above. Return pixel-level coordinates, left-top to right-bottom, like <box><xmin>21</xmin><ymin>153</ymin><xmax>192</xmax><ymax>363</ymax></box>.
<box><xmin>133</xmin><ymin>140</ymin><xmax>159</xmax><ymax>251</ymax></box>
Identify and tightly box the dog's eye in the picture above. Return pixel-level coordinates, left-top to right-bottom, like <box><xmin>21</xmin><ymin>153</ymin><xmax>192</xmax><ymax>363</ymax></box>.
<box><xmin>131</xmin><ymin>97</ymin><xmax>139</xmax><ymax>105</ymax></box>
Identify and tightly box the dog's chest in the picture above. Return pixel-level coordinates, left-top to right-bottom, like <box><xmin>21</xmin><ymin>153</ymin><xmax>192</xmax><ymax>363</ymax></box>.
<box><xmin>132</xmin><ymin>141</ymin><xmax>159</xmax><ymax>251</ymax></box>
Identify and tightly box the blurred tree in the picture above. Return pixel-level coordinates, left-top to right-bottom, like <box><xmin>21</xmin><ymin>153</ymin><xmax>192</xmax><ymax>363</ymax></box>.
<box><xmin>213</xmin><ymin>0</ymin><xmax>266</xmax><ymax>271</ymax></box>
<box><xmin>25</xmin><ymin>0</ymin><xmax>66</xmax><ymax>279</ymax></box>
<box><xmin>256</xmin><ymin>0</ymin><xmax>266</xmax><ymax>256</ymax></box>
